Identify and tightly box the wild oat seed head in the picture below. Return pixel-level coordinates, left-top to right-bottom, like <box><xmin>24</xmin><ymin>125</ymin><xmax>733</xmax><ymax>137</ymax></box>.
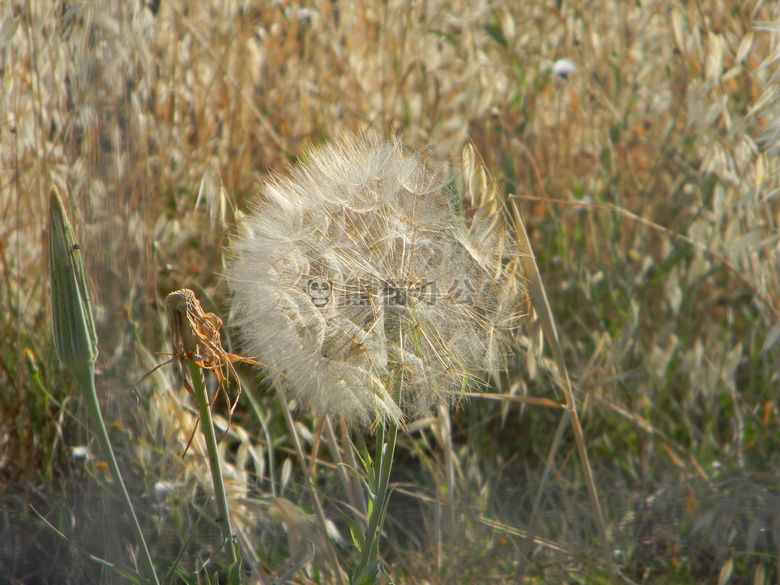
<box><xmin>226</xmin><ymin>135</ymin><xmax>527</xmax><ymax>427</ymax></box>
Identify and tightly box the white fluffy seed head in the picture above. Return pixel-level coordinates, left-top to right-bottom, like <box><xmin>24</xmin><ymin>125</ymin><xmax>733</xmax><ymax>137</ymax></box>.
<box><xmin>552</xmin><ymin>58</ymin><xmax>577</xmax><ymax>80</ymax></box>
<box><xmin>226</xmin><ymin>135</ymin><xmax>527</xmax><ymax>427</ymax></box>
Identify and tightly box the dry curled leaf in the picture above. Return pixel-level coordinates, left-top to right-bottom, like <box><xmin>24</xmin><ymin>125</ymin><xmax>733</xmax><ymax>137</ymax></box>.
<box><xmin>162</xmin><ymin>288</ymin><xmax>257</xmax><ymax>454</ymax></box>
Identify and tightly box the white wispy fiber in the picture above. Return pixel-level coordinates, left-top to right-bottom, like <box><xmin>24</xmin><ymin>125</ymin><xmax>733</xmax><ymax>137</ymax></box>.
<box><xmin>226</xmin><ymin>135</ymin><xmax>526</xmax><ymax>427</ymax></box>
<box><xmin>552</xmin><ymin>58</ymin><xmax>577</xmax><ymax>80</ymax></box>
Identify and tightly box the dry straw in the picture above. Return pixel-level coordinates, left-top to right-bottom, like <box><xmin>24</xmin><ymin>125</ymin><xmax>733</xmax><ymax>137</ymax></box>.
<box><xmin>226</xmin><ymin>134</ymin><xmax>527</xmax><ymax>427</ymax></box>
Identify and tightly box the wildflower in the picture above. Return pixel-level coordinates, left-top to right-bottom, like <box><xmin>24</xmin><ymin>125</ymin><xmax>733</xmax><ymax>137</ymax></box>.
<box><xmin>70</xmin><ymin>445</ymin><xmax>91</xmax><ymax>461</ymax></box>
<box><xmin>152</xmin><ymin>481</ymin><xmax>176</xmax><ymax>503</ymax></box>
<box><xmin>226</xmin><ymin>135</ymin><xmax>526</xmax><ymax>427</ymax></box>
<box><xmin>552</xmin><ymin>58</ymin><xmax>577</xmax><ymax>80</ymax></box>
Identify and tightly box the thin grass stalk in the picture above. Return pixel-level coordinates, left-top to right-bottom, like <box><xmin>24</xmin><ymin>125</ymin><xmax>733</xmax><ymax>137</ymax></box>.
<box><xmin>436</xmin><ymin>403</ymin><xmax>455</xmax><ymax>561</ymax></box>
<box><xmin>515</xmin><ymin>410</ymin><xmax>570</xmax><ymax>581</ymax></box>
<box><xmin>25</xmin><ymin>1</ymin><xmax>46</xmax><ymax>212</ymax></box>
<box><xmin>434</xmin><ymin>482</ymin><xmax>442</xmax><ymax>576</ymax></box>
<box><xmin>276</xmin><ymin>394</ymin><xmax>345</xmax><ymax>584</ymax></box>
<box><xmin>511</xmin><ymin>200</ymin><xmax>615</xmax><ymax>580</ymax></box>
<box><xmin>49</xmin><ymin>188</ymin><xmax>160</xmax><ymax>585</ymax></box>
<box><xmin>240</xmin><ymin>381</ymin><xmax>277</xmax><ymax>497</ymax></box>
<box><xmin>339</xmin><ymin>417</ymin><xmax>368</xmax><ymax>516</ymax></box>
<box><xmin>309</xmin><ymin>416</ymin><xmax>327</xmax><ymax>479</ymax></box>
<box><xmin>185</xmin><ymin>359</ymin><xmax>239</xmax><ymax>572</ymax></box>
<box><xmin>324</xmin><ymin>416</ymin><xmax>367</xmax><ymax>521</ymax></box>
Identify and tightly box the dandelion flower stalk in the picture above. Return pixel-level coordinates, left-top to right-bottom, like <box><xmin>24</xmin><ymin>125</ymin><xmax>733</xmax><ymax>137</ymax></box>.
<box><xmin>351</xmin><ymin>416</ymin><xmax>398</xmax><ymax>585</ymax></box>
<box><xmin>165</xmin><ymin>289</ymin><xmax>240</xmax><ymax>581</ymax></box>
<box><xmin>227</xmin><ymin>135</ymin><xmax>527</xmax><ymax>578</ymax></box>
<box><xmin>48</xmin><ymin>187</ymin><xmax>160</xmax><ymax>585</ymax></box>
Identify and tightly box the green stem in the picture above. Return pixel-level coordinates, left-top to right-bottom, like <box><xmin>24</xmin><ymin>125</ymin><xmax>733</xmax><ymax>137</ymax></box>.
<box><xmin>186</xmin><ymin>359</ymin><xmax>239</xmax><ymax>570</ymax></box>
<box><xmin>73</xmin><ymin>365</ymin><xmax>160</xmax><ymax>585</ymax></box>
<box><xmin>352</xmin><ymin>418</ymin><xmax>398</xmax><ymax>585</ymax></box>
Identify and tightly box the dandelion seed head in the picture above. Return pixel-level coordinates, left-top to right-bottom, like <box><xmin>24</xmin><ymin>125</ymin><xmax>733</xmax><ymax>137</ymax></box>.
<box><xmin>226</xmin><ymin>135</ymin><xmax>526</xmax><ymax>427</ymax></box>
<box><xmin>552</xmin><ymin>58</ymin><xmax>577</xmax><ymax>80</ymax></box>
<box><xmin>70</xmin><ymin>445</ymin><xmax>91</xmax><ymax>461</ymax></box>
<box><xmin>153</xmin><ymin>480</ymin><xmax>176</xmax><ymax>502</ymax></box>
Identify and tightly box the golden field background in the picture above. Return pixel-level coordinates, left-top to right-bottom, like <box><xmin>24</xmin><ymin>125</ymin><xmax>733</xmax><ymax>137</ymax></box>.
<box><xmin>2</xmin><ymin>0</ymin><xmax>779</xmax><ymax>583</ymax></box>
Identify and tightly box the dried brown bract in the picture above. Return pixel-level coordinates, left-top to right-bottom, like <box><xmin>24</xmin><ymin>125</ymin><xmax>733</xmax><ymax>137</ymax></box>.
<box><xmin>164</xmin><ymin>288</ymin><xmax>249</xmax><ymax>447</ymax></box>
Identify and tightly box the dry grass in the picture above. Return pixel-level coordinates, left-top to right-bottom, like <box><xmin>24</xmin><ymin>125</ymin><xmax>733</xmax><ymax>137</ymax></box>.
<box><xmin>2</xmin><ymin>0</ymin><xmax>779</xmax><ymax>583</ymax></box>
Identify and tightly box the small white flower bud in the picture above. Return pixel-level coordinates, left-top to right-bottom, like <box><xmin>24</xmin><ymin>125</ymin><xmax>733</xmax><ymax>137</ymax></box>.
<box><xmin>552</xmin><ymin>58</ymin><xmax>577</xmax><ymax>80</ymax></box>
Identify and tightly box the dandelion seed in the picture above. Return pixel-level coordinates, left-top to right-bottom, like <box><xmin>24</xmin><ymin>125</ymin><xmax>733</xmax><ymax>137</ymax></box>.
<box><xmin>226</xmin><ymin>135</ymin><xmax>526</xmax><ymax>427</ymax></box>
<box><xmin>152</xmin><ymin>480</ymin><xmax>176</xmax><ymax>502</ymax></box>
<box><xmin>552</xmin><ymin>58</ymin><xmax>577</xmax><ymax>80</ymax></box>
<box><xmin>70</xmin><ymin>445</ymin><xmax>91</xmax><ymax>461</ymax></box>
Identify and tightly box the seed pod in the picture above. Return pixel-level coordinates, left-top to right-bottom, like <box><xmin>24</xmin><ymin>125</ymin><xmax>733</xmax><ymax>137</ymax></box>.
<box><xmin>48</xmin><ymin>187</ymin><xmax>98</xmax><ymax>373</ymax></box>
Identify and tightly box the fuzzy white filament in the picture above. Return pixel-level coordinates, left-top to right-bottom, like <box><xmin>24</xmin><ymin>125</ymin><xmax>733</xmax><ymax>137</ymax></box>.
<box><xmin>226</xmin><ymin>135</ymin><xmax>525</xmax><ymax>427</ymax></box>
<box><xmin>552</xmin><ymin>58</ymin><xmax>577</xmax><ymax>80</ymax></box>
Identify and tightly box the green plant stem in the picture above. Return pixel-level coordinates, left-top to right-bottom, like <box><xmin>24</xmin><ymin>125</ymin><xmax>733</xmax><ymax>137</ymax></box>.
<box><xmin>73</xmin><ymin>365</ymin><xmax>160</xmax><ymax>585</ymax></box>
<box><xmin>352</xmin><ymin>419</ymin><xmax>398</xmax><ymax>585</ymax></box>
<box><xmin>186</xmin><ymin>359</ymin><xmax>239</xmax><ymax>569</ymax></box>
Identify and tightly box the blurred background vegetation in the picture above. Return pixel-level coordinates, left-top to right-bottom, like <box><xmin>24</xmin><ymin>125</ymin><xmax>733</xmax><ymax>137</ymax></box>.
<box><xmin>1</xmin><ymin>0</ymin><xmax>779</xmax><ymax>583</ymax></box>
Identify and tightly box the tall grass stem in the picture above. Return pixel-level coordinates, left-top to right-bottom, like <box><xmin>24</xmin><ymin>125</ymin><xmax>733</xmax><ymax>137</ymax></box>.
<box><xmin>277</xmin><ymin>395</ymin><xmax>345</xmax><ymax>584</ymax></box>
